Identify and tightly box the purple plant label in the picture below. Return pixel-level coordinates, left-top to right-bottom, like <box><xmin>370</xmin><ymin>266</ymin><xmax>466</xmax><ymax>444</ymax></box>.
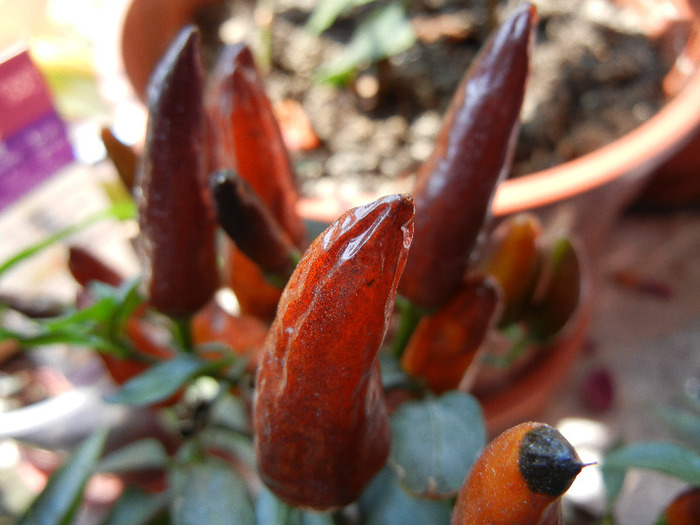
<box><xmin>0</xmin><ymin>48</ymin><xmax>74</xmax><ymax>211</ymax></box>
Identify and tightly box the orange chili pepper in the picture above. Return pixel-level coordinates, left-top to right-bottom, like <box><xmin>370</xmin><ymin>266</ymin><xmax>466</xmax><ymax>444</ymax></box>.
<box><xmin>400</xmin><ymin>274</ymin><xmax>501</xmax><ymax>394</ymax></box>
<box><xmin>451</xmin><ymin>421</ymin><xmax>583</xmax><ymax>525</ymax></box>
<box><xmin>254</xmin><ymin>194</ymin><xmax>414</xmax><ymax>510</ymax></box>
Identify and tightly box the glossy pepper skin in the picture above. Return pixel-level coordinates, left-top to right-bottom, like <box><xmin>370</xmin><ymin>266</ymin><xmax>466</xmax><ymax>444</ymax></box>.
<box><xmin>254</xmin><ymin>194</ymin><xmax>415</xmax><ymax>510</ymax></box>
<box><xmin>136</xmin><ymin>26</ymin><xmax>218</xmax><ymax>318</ymax></box>
<box><xmin>209</xmin><ymin>170</ymin><xmax>299</xmax><ymax>286</ymax></box>
<box><xmin>451</xmin><ymin>421</ymin><xmax>583</xmax><ymax>525</ymax></box>
<box><xmin>398</xmin><ymin>3</ymin><xmax>535</xmax><ymax>310</ymax></box>
<box><xmin>400</xmin><ymin>274</ymin><xmax>501</xmax><ymax>394</ymax></box>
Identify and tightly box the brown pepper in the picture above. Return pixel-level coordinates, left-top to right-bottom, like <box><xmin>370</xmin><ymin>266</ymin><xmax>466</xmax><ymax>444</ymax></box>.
<box><xmin>254</xmin><ymin>194</ymin><xmax>414</xmax><ymax>510</ymax></box>
<box><xmin>398</xmin><ymin>3</ymin><xmax>535</xmax><ymax>310</ymax></box>
<box><xmin>135</xmin><ymin>26</ymin><xmax>218</xmax><ymax>318</ymax></box>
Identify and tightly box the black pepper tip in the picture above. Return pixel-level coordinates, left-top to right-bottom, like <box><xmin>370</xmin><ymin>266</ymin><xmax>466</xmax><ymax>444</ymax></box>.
<box><xmin>518</xmin><ymin>425</ymin><xmax>583</xmax><ymax>497</ymax></box>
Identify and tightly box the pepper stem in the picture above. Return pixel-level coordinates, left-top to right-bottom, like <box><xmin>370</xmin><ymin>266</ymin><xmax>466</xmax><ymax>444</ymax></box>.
<box><xmin>390</xmin><ymin>296</ymin><xmax>425</xmax><ymax>359</ymax></box>
<box><xmin>172</xmin><ymin>316</ymin><xmax>193</xmax><ymax>352</ymax></box>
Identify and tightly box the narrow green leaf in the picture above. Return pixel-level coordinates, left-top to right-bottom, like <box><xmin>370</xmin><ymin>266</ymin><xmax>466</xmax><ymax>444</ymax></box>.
<box><xmin>256</xmin><ymin>486</ymin><xmax>334</xmax><ymax>525</ymax></box>
<box><xmin>603</xmin><ymin>441</ymin><xmax>700</xmax><ymax>486</ymax></box>
<box><xmin>102</xmin><ymin>486</ymin><xmax>170</xmax><ymax>525</ymax></box>
<box><xmin>316</xmin><ymin>2</ymin><xmax>415</xmax><ymax>84</ymax></box>
<box><xmin>389</xmin><ymin>391</ymin><xmax>485</xmax><ymax>497</ymax></box>
<box><xmin>359</xmin><ymin>466</ymin><xmax>453</xmax><ymax>525</ymax></box>
<box><xmin>0</xmin><ymin>201</ymin><xmax>136</xmax><ymax>279</ymax></box>
<box><xmin>105</xmin><ymin>354</ymin><xmax>211</xmax><ymax>406</ymax></box>
<box><xmin>19</xmin><ymin>429</ymin><xmax>108</xmax><ymax>525</ymax></box>
<box><xmin>97</xmin><ymin>438</ymin><xmax>169</xmax><ymax>474</ymax></box>
<box><xmin>170</xmin><ymin>457</ymin><xmax>255</xmax><ymax>525</ymax></box>
<box><xmin>306</xmin><ymin>0</ymin><xmax>373</xmax><ymax>35</ymax></box>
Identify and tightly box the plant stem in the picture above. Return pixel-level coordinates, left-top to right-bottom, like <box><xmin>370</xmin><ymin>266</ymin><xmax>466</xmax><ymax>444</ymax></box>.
<box><xmin>173</xmin><ymin>316</ymin><xmax>193</xmax><ymax>352</ymax></box>
<box><xmin>390</xmin><ymin>297</ymin><xmax>424</xmax><ymax>359</ymax></box>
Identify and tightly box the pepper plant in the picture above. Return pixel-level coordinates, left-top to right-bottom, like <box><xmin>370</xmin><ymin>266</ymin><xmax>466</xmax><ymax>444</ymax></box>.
<box><xmin>1</xmin><ymin>3</ymin><xmax>590</xmax><ymax>524</ymax></box>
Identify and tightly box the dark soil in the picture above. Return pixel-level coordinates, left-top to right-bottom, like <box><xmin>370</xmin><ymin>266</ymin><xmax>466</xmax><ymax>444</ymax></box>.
<box><xmin>208</xmin><ymin>0</ymin><xmax>670</xmax><ymax>198</ymax></box>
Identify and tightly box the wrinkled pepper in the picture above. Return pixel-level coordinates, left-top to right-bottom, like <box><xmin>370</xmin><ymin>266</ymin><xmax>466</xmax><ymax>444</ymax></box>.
<box><xmin>400</xmin><ymin>274</ymin><xmax>501</xmax><ymax>394</ymax></box>
<box><xmin>136</xmin><ymin>26</ymin><xmax>219</xmax><ymax>318</ymax></box>
<box><xmin>209</xmin><ymin>170</ymin><xmax>300</xmax><ymax>287</ymax></box>
<box><xmin>398</xmin><ymin>2</ymin><xmax>535</xmax><ymax>310</ymax></box>
<box><xmin>478</xmin><ymin>213</ymin><xmax>542</xmax><ymax>327</ymax></box>
<box><xmin>254</xmin><ymin>194</ymin><xmax>414</xmax><ymax>510</ymax></box>
<box><xmin>451</xmin><ymin>421</ymin><xmax>583</xmax><ymax>525</ymax></box>
<box><xmin>206</xmin><ymin>43</ymin><xmax>307</xmax><ymax>319</ymax></box>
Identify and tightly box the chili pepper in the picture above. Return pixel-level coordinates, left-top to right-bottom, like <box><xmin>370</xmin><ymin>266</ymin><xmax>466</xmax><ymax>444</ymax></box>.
<box><xmin>662</xmin><ymin>486</ymin><xmax>700</xmax><ymax>525</ymax></box>
<box><xmin>398</xmin><ymin>2</ymin><xmax>535</xmax><ymax>310</ymax></box>
<box><xmin>100</xmin><ymin>127</ymin><xmax>138</xmax><ymax>192</ymax></box>
<box><xmin>136</xmin><ymin>25</ymin><xmax>219</xmax><ymax>318</ymax></box>
<box><xmin>68</xmin><ymin>246</ymin><xmax>124</xmax><ymax>288</ymax></box>
<box><xmin>206</xmin><ymin>43</ymin><xmax>307</xmax><ymax>319</ymax></box>
<box><xmin>451</xmin><ymin>421</ymin><xmax>583</xmax><ymax>525</ymax></box>
<box><xmin>478</xmin><ymin>213</ymin><xmax>542</xmax><ymax>327</ymax></box>
<box><xmin>400</xmin><ymin>274</ymin><xmax>501</xmax><ymax>394</ymax></box>
<box><xmin>254</xmin><ymin>194</ymin><xmax>414</xmax><ymax>510</ymax></box>
<box><xmin>206</xmin><ymin>43</ymin><xmax>307</xmax><ymax>248</ymax></box>
<box><xmin>526</xmin><ymin>237</ymin><xmax>582</xmax><ymax>342</ymax></box>
<box><xmin>209</xmin><ymin>170</ymin><xmax>300</xmax><ymax>287</ymax></box>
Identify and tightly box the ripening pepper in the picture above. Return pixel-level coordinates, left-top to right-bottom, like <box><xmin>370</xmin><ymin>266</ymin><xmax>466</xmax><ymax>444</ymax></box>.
<box><xmin>100</xmin><ymin>127</ymin><xmax>138</xmax><ymax>192</ymax></box>
<box><xmin>135</xmin><ymin>25</ymin><xmax>219</xmax><ymax>318</ymax></box>
<box><xmin>209</xmin><ymin>170</ymin><xmax>300</xmax><ymax>287</ymax></box>
<box><xmin>206</xmin><ymin>43</ymin><xmax>307</xmax><ymax>319</ymax></box>
<box><xmin>477</xmin><ymin>213</ymin><xmax>542</xmax><ymax>327</ymax></box>
<box><xmin>398</xmin><ymin>2</ymin><xmax>535</xmax><ymax>310</ymax></box>
<box><xmin>451</xmin><ymin>421</ymin><xmax>583</xmax><ymax>525</ymax></box>
<box><xmin>662</xmin><ymin>487</ymin><xmax>700</xmax><ymax>525</ymax></box>
<box><xmin>254</xmin><ymin>194</ymin><xmax>415</xmax><ymax>510</ymax></box>
<box><xmin>400</xmin><ymin>274</ymin><xmax>501</xmax><ymax>394</ymax></box>
<box><xmin>525</xmin><ymin>237</ymin><xmax>583</xmax><ymax>342</ymax></box>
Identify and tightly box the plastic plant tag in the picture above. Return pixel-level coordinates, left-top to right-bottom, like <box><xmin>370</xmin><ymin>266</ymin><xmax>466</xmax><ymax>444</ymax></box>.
<box><xmin>0</xmin><ymin>46</ymin><xmax>73</xmax><ymax>211</ymax></box>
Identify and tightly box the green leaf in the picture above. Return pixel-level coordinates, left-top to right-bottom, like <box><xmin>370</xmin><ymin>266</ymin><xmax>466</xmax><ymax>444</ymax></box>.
<box><xmin>389</xmin><ymin>391</ymin><xmax>485</xmax><ymax>497</ymax></box>
<box><xmin>653</xmin><ymin>404</ymin><xmax>700</xmax><ymax>452</ymax></box>
<box><xmin>316</xmin><ymin>2</ymin><xmax>415</xmax><ymax>84</ymax></box>
<box><xmin>359</xmin><ymin>466</ymin><xmax>453</xmax><ymax>525</ymax></box>
<box><xmin>102</xmin><ymin>486</ymin><xmax>170</xmax><ymax>525</ymax></box>
<box><xmin>170</xmin><ymin>457</ymin><xmax>255</xmax><ymax>525</ymax></box>
<box><xmin>106</xmin><ymin>354</ymin><xmax>212</xmax><ymax>406</ymax></box>
<box><xmin>306</xmin><ymin>0</ymin><xmax>374</xmax><ymax>35</ymax></box>
<box><xmin>97</xmin><ymin>438</ymin><xmax>169</xmax><ymax>474</ymax></box>
<box><xmin>19</xmin><ymin>429</ymin><xmax>108</xmax><ymax>525</ymax></box>
<box><xmin>603</xmin><ymin>441</ymin><xmax>700</xmax><ymax>488</ymax></box>
<box><xmin>0</xmin><ymin>201</ymin><xmax>136</xmax><ymax>279</ymax></box>
<box><xmin>255</xmin><ymin>486</ymin><xmax>334</xmax><ymax>525</ymax></box>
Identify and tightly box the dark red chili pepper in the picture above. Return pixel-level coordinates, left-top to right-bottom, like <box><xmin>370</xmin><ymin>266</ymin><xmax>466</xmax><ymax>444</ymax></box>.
<box><xmin>398</xmin><ymin>3</ymin><xmax>535</xmax><ymax>310</ymax></box>
<box><xmin>68</xmin><ymin>246</ymin><xmax>124</xmax><ymax>288</ymax></box>
<box><xmin>451</xmin><ymin>421</ymin><xmax>583</xmax><ymax>525</ymax></box>
<box><xmin>209</xmin><ymin>170</ymin><xmax>299</xmax><ymax>286</ymax></box>
<box><xmin>135</xmin><ymin>25</ymin><xmax>219</xmax><ymax>318</ymax></box>
<box><xmin>400</xmin><ymin>274</ymin><xmax>501</xmax><ymax>394</ymax></box>
<box><xmin>254</xmin><ymin>194</ymin><xmax>414</xmax><ymax>510</ymax></box>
